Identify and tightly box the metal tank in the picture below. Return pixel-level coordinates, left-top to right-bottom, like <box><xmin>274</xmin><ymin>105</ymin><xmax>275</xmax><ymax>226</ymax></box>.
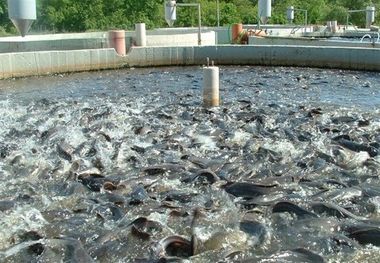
<box><xmin>287</xmin><ymin>6</ymin><xmax>294</xmax><ymax>23</ymax></box>
<box><xmin>366</xmin><ymin>6</ymin><xmax>375</xmax><ymax>28</ymax></box>
<box><xmin>165</xmin><ymin>0</ymin><xmax>176</xmax><ymax>27</ymax></box>
<box><xmin>7</xmin><ymin>0</ymin><xmax>37</xmax><ymax>37</ymax></box>
<box><xmin>258</xmin><ymin>0</ymin><xmax>271</xmax><ymax>25</ymax></box>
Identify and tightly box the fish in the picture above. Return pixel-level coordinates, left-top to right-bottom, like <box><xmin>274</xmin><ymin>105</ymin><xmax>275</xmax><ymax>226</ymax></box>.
<box><xmin>333</xmin><ymin>138</ymin><xmax>378</xmax><ymax>157</ymax></box>
<box><xmin>152</xmin><ymin>236</ymin><xmax>193</xmax><ymax>259</ymax></box>
<box><xmin>311</xmin><ymin>202</ymin><xmax>367</xmax><ymax>220</ymax></box>
<box><xmin>239</xmin><ymin>220</ymin><xmax>268</xmax><ymax>245</ymax></box>
<box><xmin>0</xmin><ymin>200</ymin><xmax>15</xmax><ymax>212</ymax></box>
<box><xmin>348</xmin><ymin>228</ymin><xmax>380</xmax><ymax>246</ymax></box>
<box><xmin>57</xmin><ymin>141</ymin><xmax>75</xmax><ymax>162</ymax></box>
<box><xmin>129</xmin><ymin>217</ymin><xmax>163</xmax><ymax>240</ymax></box>
<box><xmin>272</xmin><ymin>201</ymin><xmax>318</xmax><ymax>219</ymax></box>
<box><xmin>224</xmin><ymin>182</ymin><xmax>278</xmax><ymax>198</ymax></box>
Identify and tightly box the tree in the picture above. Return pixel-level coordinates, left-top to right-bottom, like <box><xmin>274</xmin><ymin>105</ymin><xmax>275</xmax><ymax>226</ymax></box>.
<box><xmin>0</xmin><ymin>0</ymin><xmax>379</xmax><ymax>34</ymax></box>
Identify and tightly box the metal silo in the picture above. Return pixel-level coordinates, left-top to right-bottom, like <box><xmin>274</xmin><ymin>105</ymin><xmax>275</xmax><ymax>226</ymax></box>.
<box><xmin>7</xmin><ymin>0</ymin><xmax>37</xmax><ymax>37</ymax></box>
<box><xmin>258</xmin><ymin>0</ymin><xmax>271</xmax><ymax>25</ymax></box>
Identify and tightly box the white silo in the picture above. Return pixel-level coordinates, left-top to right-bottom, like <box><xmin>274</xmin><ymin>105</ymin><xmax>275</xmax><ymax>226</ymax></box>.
<box><xmin>7</xmin><ymin>0</ymin><xmax>37</xmax><ymax>37</ymax></box>
<box><xmin>287</xmin><ymin>6</ymin><xmax>295</xmax><ymax>23</ymax></box>
<box><xmin>366</xmin><ymin>6</ymin><xmax>375</xmax><ymax>28</ymax></box>
<box><xmin>165</xmin><ymin>0</ymin><xmax>176</xmax><ymax>27</ymax></box>
<box><xmin>258</xmin><ymin>0</ymin><xmax>271</xmax><ymax>25</ymax></box>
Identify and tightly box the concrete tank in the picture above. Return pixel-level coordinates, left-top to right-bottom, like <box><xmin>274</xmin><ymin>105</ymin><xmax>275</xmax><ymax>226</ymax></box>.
<box><xmin>165</xmin><ymin>0</ymin><xmax>176</xmax><ymax>27</ymax></box>
<box><xmin>7</xmin><ymin>0</ymin><xmax>37</xmax><ymax>37</ymax></box>
<box><xmin>258</xmin><ymin>0</ymin><xmax>271</xmax><ymax>25</ymax></box>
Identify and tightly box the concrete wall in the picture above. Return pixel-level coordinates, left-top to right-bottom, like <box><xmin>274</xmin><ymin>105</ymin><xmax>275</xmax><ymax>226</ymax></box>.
<box><xmin>249</xmin><ymin>36</ymin><xmax>380</xmax><ymax>48</ymax></box>
<box><xmin>0</xmin><ymin>29</ymin><xmax>216</xmax><ymax>53</ymax></box>
<box><xmin>0</xmin><ymin>32</ymin><xmax>111</xmax><ymax>53</ymax></box>
<box><xmin>0</xmin><ymin>48</ymin><xmax>124</xmax><ymax>79</ymax></box>
<box><xmin>144</xmin><ymin>30</ymin><xmax>215</xmax><ymax>46</ymax></box>
<box><xmin>126</xmin><ymin>45</ymin><xmax>380</xmax><ymax>72</ymax></box>
<box><xmin>1</xmin><ymin>45</ymin><xmax>379</xmax><ymax>79</ymax></box>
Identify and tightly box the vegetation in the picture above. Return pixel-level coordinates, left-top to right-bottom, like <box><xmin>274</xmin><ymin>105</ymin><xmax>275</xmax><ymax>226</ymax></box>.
<box><xmin>0</xmin><ymin>0</ymin><xmax>379</xmax><ymax>34</ymax></box>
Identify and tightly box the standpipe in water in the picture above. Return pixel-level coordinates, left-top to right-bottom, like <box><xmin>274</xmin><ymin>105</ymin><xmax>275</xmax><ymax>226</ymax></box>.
<box><xmin>203</xmin><ymin>58</ymin><xmax>220</xmax><ymax>108</ymax></box>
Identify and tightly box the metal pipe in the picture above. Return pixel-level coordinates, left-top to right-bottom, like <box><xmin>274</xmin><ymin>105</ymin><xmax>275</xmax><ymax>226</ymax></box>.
<box><xmin>216</xmin><ymin>0</ymin><xmax>220</xmax><ymax>27</ymax></box>
<box><xmin>175</xmin><ymin>2</ymin><xmax>202</xmax><ymax>46</ymax></box>
<box><xmin>293</xmin><ymin>8</ymin><xmax>308</xmax><ymax>33</ymax></box>
<box><xmin>346</xmin><ymin>9</ymin><xmax>367</xmax><ymax>29</ymax></box>
<box><xmin>198</xmin><ymin>4</ymin><xmax>202</xmax><ymax>45</ymax></box>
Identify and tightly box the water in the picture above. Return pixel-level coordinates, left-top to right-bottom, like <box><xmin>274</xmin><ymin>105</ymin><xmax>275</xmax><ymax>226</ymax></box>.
<box><xmin>1</xmin><ymin>66</ymin><xmax>380</xmax><ymax>108</ymax></box>
<box><xmin>0</xmin><ymin>66</ymin><xmax>379</xmax><ymax>262</ymax></box>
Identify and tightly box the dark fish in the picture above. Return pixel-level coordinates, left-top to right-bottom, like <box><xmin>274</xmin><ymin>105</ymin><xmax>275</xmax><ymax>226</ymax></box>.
<box><xmin>224</xmin><ymin>182</ymin><xmax>277</xmax><ymax>198</ymax></box>
<box><xmin>5</xmin><ymin>238</ymin><xmax>95</xmax><ymax>263</ymax></box>
<box><xmin>40</xmin><ymin>128</ymin><xmax>58</xmax><ymax>142</ymax></box>
<box><xmin>142</xmin><ymin>164</ymin><xmax>185</xmax><ymax>176</ymax></box>
<box><xmin>255</xmin><ymin>147</ymin><xmax>283</xmax><ymax>162</ymax></box>
<box><xmin>334</xmin><ymin>138</ymin><xmax>378</xmax><ymax>157</ymax></box>
<box><xmin>348</xmin><ymin>228</ymin><xmax>380</xmax><ymax>246</ymax></box>
<box><xmin>272</xmin><ymin>201</ymin><xmax>317</xmax><ymax>219</ymax></box>
<box><xmin>362</xmin><ymin>184</ymin><xmax>380</xmax><ymax>197</ymax></box>
<box><xmin>165</xmin><ymin>191</ymin><xmax>197</xmax><ymax>204</ymax></box>
<box><xmin>329</xmin><ymin>234</ymin><xmax>361</xmax><ymax>251</ymax></box>
<box><xmin>104</xmin><ymin>192</ymin><xmax>126</xmax><ymax>205</ymax></box>
<box><xmin>154</xmin><ymin>236</ymin><xmax>193</xmax><ymax>258</ymax></box>
<box><xmin>19</xmin><ymin>231</ymin><xmax>44</xmax><ymax>256</ymax></box>
<box><xmin>290</xmin><ymin>248</ymin><xmax>325</xmax><ymax>263</ymax></box>
<box><xmin>242</xmin><ymin>248</ymin><xmax>325</xmax><ymax>263</ymax></box>
<box><xmin>192</xmin><ymin>169</ymin><xmax>219</xmax><ymax>184</ymax></box>
<box><xmin>98</xmin><ymin>131</ymin><xmax>112</xmax><ymax>142</ymax></box>
<box><xmin>316</xmin><ymin>151</ymin><xmax>336</xmax><ymax>164</ymax></box>
<box><xmin>129</xmin><ymin>185</ymin><xmax>150</xmax><ymax>205</ymax></box>
<box><xmin>57</xmin><ymin>141</ymin><xmax>75</xmax><ymax>161</ymax></box>
<box><xmin>131</xmin><ymin>145</ymin><xmax>146</xmax><ymax>154</ymax></box>
<box><xmin>239</xmin><ymin>220</ymin><xmax>267</xmax><ymax>244</ymax></box>
<box><xmin>311</xmin><ymin>202</ymin><xmax>366</xmax><ymax>220</ymax></box>
<box><xmin>331</xmin><ymin>116</ymin><xmax>357</xmax><ymax>124</ymax></box>
<box><xmin>47</xmin><ymin>238</ymin><xmax>95</xmax><ymax>262</ymax></box>
<box><xmin>0</xmin><ymin>200</ymin><xmax>15</xmax><ymax>212</ymax></box>
<box><xmin>307</xmin><ymin>108</ymin><xmax>323</xmax><ymax>117</ymax></box>
<box><xmin>181</xmin><ymin>155</ymin><xmax>223</xmax><ymax>170</ymax></box>
<box><xmin>0</xmin><ymin>143</ymin><xmax>14</xmax><ymax>158</ymax></box>
<box><xmin>89</xmin><ymin>240</ymin><xmax>124</xmax><ymax>262</ymax></box>
<box><xmin>77</xmin><ymin>174</ymin><xmax>106</xmax><ymax>192</ymax></box>
<box><xmin>130</xmin><ymin>217</ymin><xmax>163</xmax><ymax>240</ymax></box>
<box><xmin>93</xmin><ymin>204</ymin><xmax>124</xmax><ymax>221</ymax></box>
<box><xmin>358</xmin><ymin>119</ymin><xmax>370</xmax><ymax>127</ymax></box>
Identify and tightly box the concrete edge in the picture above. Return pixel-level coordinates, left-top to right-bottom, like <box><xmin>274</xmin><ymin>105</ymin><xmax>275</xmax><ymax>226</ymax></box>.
<box><xmin>0</xmin><ymin>45</ymin><xmax>379</xmax><ymax>79</ymax></box>
<box><xmin>126</xmin><ymin>45</ymin><xmax>380</xmax><ymax>72</ymax></box>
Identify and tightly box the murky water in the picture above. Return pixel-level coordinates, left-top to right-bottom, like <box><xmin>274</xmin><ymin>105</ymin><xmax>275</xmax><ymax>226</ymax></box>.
<box><xmin>0</xmin><ymin>66</ymin><xmax>380</xmax><ymax>262</ymax></box>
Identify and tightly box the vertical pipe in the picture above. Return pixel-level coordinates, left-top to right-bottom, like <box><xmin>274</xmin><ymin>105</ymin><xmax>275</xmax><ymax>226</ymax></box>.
<box><xmin>198</xmin><ymin>4</ymin><xmax>202</xmax><ymax>46</ymax></box>
<box><xmin>305</xmin><ymin>10</ymin><xmax>308</xmax><ymax>33</ymax></box>
<box><xmin>216</xmin><ymin>0</ymin><xmax>220</xmax><ymax>27</ymax></box>
<box><xmin>203</xmin><ymin>65</ymin><xmax>220</xmax><ymax>107</ymax></box>
<box><xmin>109</xmin><ymin>30</ymin><xmax>126</xmax><ymax>56</ymax></box>
<box><xmin>135</xmin><ymin>23</ymin><xmax>147</xmax><ymax>47</ymax></box>
<box><xmin>231</xmin><ymin>23</ymin><xmax>243</xmax><ymax>43</ymax></box>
